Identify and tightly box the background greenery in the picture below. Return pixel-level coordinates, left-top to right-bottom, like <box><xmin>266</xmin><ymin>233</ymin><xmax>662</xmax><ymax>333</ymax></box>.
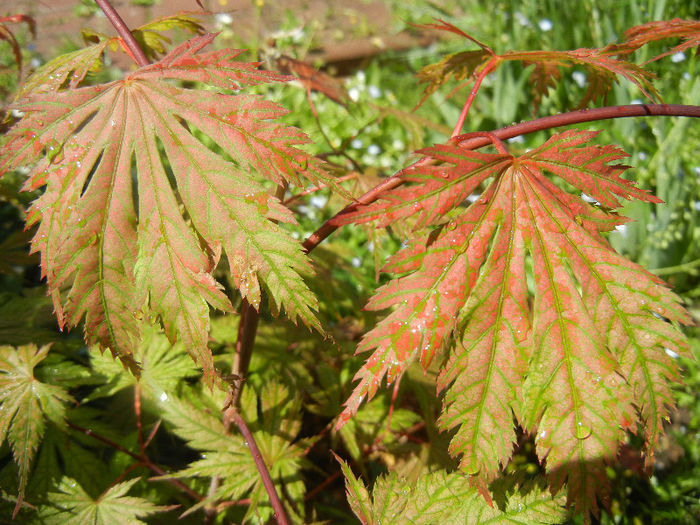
<box><xmin>0</xmin><ymin>0</ymin><xmax>698</xmax><ymax>523</ymax></box>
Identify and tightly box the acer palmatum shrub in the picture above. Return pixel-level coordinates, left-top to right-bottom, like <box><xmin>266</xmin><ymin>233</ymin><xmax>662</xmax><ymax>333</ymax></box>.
<box><xmin>0</xmin><ymin>2</ymin><xmax>699</xmax><ymax>523</ymax></box>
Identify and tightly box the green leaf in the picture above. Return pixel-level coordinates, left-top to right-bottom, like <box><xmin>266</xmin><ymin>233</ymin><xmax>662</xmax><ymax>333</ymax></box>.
<box><xmin>39</xmin><ymin>477</ymin><xmax>165</xmax><ymax>524</ymax></box>
<box><xmin>17</xmin><ymin>39</ymin><xmax>113</xmax><ymax>98</ymax></box>
<box><xmin>164</xmin><ymin>382</ymin><xmax>310</xmax><ymax>523</ymax></box>
<box><xmin>131</xmin><ymin>14</ymin><xmax>206</xmax><ymax>61</ymax></box>
<box><xmin>87</xmin><ymin>323</ymin><xmax>199</xmax><ymax>402</ymax></box>
<box><xmin>340</xmin><ymin>462</ymin><xmax>567</xmax><ymax>525</ymax></box>
<box><xmin>0</xmin><ymin>344</ymin><xmax>72</xmax><ymax>513</ymax></box>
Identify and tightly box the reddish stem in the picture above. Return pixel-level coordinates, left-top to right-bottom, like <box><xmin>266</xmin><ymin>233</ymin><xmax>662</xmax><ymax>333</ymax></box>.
<box><xmin>95</xmin><ymin>0</ymin><xmax>149</xmax><ymax>67</ymax></box>
<box><xmin>224</xmin><ymin>409</ymin><xmax>291</xmax><ymax>525</ymax></box>
<box><xmin>67</xmin><ymin>422</ymin><xmax>204</xmax><ymax>502</ymax></box>
<box><xmin>450</xmin><ymin>58</ymin><xmax>498</xmax><ymax>138</ymax></box>
<box><xmin>304</xmin><ymin>103</ymin><xmax>700</xmax><ymax>254</ymax></box>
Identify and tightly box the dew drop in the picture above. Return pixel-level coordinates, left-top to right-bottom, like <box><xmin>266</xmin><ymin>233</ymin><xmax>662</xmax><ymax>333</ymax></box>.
<box><xmin>575</xmin><ymin>421</ymin><xmax>592</xmax><ymax>440</ymax></box>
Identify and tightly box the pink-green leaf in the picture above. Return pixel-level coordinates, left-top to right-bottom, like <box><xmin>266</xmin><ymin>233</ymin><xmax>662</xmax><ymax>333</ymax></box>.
<box><xmin>1</xmin><ymin>34</ymin><xmax>330</xmax><ymax>381</ymax></box>
<box><xmin>338</xmin><ymin>130</ymin><xmax>691</xmax><ymax>517</ymax></box>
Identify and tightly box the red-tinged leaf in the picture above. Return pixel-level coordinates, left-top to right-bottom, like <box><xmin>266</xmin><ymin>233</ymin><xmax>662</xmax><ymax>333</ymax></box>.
<box><xmin>1</xmin><ymin>34</ymin><xmax>330</xmax><ymax>381</ymax></box>
<box><xmin>500</xmin><ymin>48</ymin><xmax>660</xmax><ymax>108</ymax></box>
<box><xmin>338</xmin><ymin>130</ymin><xmax>691</xmax><ymax>518</ymax></box>
<box><xmin>613</xmin><ymin>18</ymin><xmax>700</xmax><ymax>63</ymax></box>
<box><xmin>275</xmin><ymin>55</ymin><xmax>349</xmax><ymax>107</ymax></box>
<box><xmin>415</xmin><ymin>22</ymin><xmax>660</xmax><ymax>110</ymax></box>
<box><xmin>17</xmin><ymin>39</ymin><xmax>115</xmax><ymax>98</ymax></box>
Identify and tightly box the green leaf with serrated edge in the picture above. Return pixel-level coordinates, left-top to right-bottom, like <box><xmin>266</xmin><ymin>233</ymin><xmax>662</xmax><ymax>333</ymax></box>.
<box><xmin>131</xmin><ymin>13</ymin><xmax>206</xmax><ymax>61</ymax></box>
<box><xmin>0</xmin><ymin>344</ymin><xmax>72</xmax><ymax>513</ymax></box>
<box><xmin>17</xmin><ymin>39</ymin><xmax>114</xmax><ymax>98</ymax></box>
<box><xmin>340</xmin><ymin>467</ymin><xmax>566</xmax><ymax>525</ymax></box>
<box><xmin>163</xmin><ymin>382</ymin><xmax>309</xmax><ymax>522</ymax></box>
<box><xmin>38</xmin><ymin>477</ymin><xmax>165</xmax><ymax>525</ymax></box>
<box><xmin>1</xmin><ymin>34</ymin><xmax>333</xmax><ymax>382</ymax></box>
<box><xmin>337</xmin><ymin>130</ymin><xmax>691</xmax><ymax>518</ymax></box>
<box><xmin>87</xmin><ymin>324</ymin><xmax>198</xmax><ymax>402</ymax></box>
<box><xmin>336</xmin><ymin>454</ymin><xmax>372</xmax><ymax>524</ymax></box>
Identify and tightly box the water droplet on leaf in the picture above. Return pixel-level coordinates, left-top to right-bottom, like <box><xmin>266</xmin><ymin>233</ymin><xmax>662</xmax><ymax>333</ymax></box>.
<box><xmin>575</xmin><ymin>421</ymin><xmax>592</xmax><ymax>440</ymax></box>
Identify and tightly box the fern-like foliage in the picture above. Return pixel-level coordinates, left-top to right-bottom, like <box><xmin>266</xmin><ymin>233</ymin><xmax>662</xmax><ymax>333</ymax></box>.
<box><xmin>339</xmin><ymin>456</ymin><xmax>566</xmax><ymax>524</ymax></box>
<box><xmin>0</xmin><ymin>34</ymin><xmax>334</xmax><ymax>381</ymax></box>
<box><xmin>0</xmin><ymin>344</ymin><xmax>72</xmax><ymax>514</ymax></box>
<box><xmin>336</xmin><ymin>130</ymin><xmax>691</xmax><ymax>516</ymax></box>
<box><xmin>416</xmin><ymin>19</ymin><xmax>664</xmax><ymax>110</ymax></box>
<box><xmin>37</xmin><ymin>477</ymin><xmax>166</xmax><ymax>524</ymax></box>
<box><xmin>162</xmin><ymin>382</ymin><xmax>310</xmax><ymax>522</ymax></box>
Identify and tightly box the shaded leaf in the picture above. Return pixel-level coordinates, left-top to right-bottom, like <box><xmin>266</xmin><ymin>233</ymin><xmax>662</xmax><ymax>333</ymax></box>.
<box><xmin>163</xmin><ymin>382</ymin><xmax>310</xmax><ymax>522</ymax></box>
<box><xmin>337</xmin><ymin>130</ymin><xmax>691</xmax><ymax>517</ymax></box>
<box><xmin>87</xmin><ymin>323</ymin><xmax>199</xmax><ymax>402</ymax></box>
<box><xmin>0</xmin><ymin>344</ymin><xmax>72</xmax><ymax>514</ymax></box>
<box><xmin>130</xmin><ymin>13</ymin><xmax>206</xmax><ymax>62</ymax></box>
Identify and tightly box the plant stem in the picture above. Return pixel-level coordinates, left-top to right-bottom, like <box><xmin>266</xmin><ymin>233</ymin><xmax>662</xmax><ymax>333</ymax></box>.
<box><xmin>450</xmin><ymin>59</ymin><xmax>497</xmax><ymax>138</ymax></box>
<box><xmin>67</xmin><ymin>422</ymin><xmax>204</xmax><ymax>501</ymax></box>
<box><xmin>223</xmin><ymin>408</ymin><xmax>291</xmax><ymax>525</ymax></box>
<box><xmin>95</xmin><ymin>0</ymin><xmax>149</xmax><ymax>67</ymax></box>
<box><xmin>231</xmin><ymin>299</ymin><xmax>260</xmax><ymax>407</ymax></box>
<box><xmin>304</xmin><ymin>103</ymin><xmax>700</xmax><ymax>254</ymax></box>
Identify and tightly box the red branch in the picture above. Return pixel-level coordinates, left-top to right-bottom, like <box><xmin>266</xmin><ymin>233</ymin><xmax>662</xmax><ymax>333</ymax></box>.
<box><xmin>303</xmin><ymin>103</ymin><xmax>700</xmax><ymax>254</ymax></box>
<box><xmin>95</xmin><ymin>0</ymin><xmax>149</xmax><ymax>67</ymax></box>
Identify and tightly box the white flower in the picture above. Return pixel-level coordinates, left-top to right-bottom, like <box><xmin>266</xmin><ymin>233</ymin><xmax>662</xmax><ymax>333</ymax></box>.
<box><xmin>671</xmin><ymin>52</ymin><xmax>686</xmax><ymax>63</ymax></box>
<box><xmin>572</xmin><ymin>71</ymin><xmax>586</xmax><ymax>88</ymax></box>
<box><xmin>368</xmin><ymin>85</ymin><xmax>382</xmax><ymax>99</ymax></box>
<box><xmin>538</xmin><ymin>19</ymin><xmax>553</xmax><ymax>31</ymax></box>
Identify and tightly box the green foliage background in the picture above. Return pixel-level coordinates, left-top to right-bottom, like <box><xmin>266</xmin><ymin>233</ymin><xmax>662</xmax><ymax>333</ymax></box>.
<box><xmin>0</xmin><ymin>0</ymin><xmax>698</xmax><ymax>523</ymax></box>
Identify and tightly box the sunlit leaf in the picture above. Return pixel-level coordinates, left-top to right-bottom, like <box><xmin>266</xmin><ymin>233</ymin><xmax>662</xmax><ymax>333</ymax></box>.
<box><xmin>337</xmin><ymin>130</ymin><xmax>691</xmax><ymax>516</ymax></box>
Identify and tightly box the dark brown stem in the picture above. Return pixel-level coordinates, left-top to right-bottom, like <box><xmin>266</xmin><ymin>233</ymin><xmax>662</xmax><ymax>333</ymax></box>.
<box><xmin>303</xmin><ymin>103</ymin><xmax>700</xmax><ymax>254</ymax></box>
<box><xmin>67</xmin><ymin>422</ymin><xmax>204</xmax><ymax>502</ymax></box>
<box><xmin>95</xmin><ymin>0</ymin><xmax>149</xmax><ymax>67</ymax></box>
<box><xmin>230</xmin><ymin>300</ymin><xmax>260</xmax><ymax>409</ymax></box>
<box><xmin>223</xmin><ymin>409</ymin><xmax>291</xmax><ymax>525</ymax></box>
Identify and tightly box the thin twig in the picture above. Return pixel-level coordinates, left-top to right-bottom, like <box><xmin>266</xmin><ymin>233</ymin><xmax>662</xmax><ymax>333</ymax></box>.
<box><xmin>225</xmin><ymin>408</ymin><xmax>291</xmax><ymax>525</ymax></box>
<box><xmin>67</xmin><ymin>422</ymin><xmax>204</xmax><ymax>502</ymax></box>
<box><xmin>303</xmin><ymin>103</ymin><xmax>700</xmax><ymax>255</ymax></box>
<box><xmin>450</xmin><ymin>58</ymin><xmax>497</xmax><ymax>138</ymax></box>
<box><xmin>95</xmin><ymin>0</ymin><xmax>149</xmax><ymax>67</ymax></box>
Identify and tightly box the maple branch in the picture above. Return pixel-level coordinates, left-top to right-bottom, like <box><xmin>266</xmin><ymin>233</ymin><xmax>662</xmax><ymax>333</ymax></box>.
<box><xmin>304</xmin><ymin>103</ymin><xmax>700</xmax><ymax>254</ymax></box>
<box><xmin>95</xmin><ymin>0</ymin><xmax>149</xmax><ymax>67</ymax></box>
<box><xmin>223</xmin><ymin>408</ymin><xmax>291</xmax><ymax>525</ymax></box>
<box><xmin>67</xmin><ymin>422</ymin><xmax>204</xmax><ymax>502</ymax></box>
<box><xmin>450</xmin><ymin>58</ymin><xmax>498</xmax><ymax>138</ymax></box>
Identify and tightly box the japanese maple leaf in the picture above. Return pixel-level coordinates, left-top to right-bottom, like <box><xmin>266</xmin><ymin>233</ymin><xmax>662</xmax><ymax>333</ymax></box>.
<box><xmin>336</xmin><ymin>130</ymin><xmax>691</xmax><ymax>517</ymax></box>
<box><xmin>0</xmin><ymin>34</ymin><xmax>332</xmax><ymax>381</ymax></box>
<box><xmin>610</xmin><ymin>18</ymin><xmax>700</xmax><ymax>63</ymax></box>
<box><xmin>416</xmin><ymin>20</ymin><xmax>660</xmax><ymax>111</ymax></box>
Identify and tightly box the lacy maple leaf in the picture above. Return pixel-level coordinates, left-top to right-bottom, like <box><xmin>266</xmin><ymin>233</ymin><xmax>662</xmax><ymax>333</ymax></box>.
<box><xmin>416</xmin><ymin>20</ymin><xmax>660</xmax><ymax>110</ymax></box>
<box><xmin>336</xmin><ymin>130</ymin><xmax>691</xmax><ymax>516</ymax></box>
<box><xmin>0</xmin><ymin>34</ymin><xmax>332</xmax><ymax>381</ymax></box>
